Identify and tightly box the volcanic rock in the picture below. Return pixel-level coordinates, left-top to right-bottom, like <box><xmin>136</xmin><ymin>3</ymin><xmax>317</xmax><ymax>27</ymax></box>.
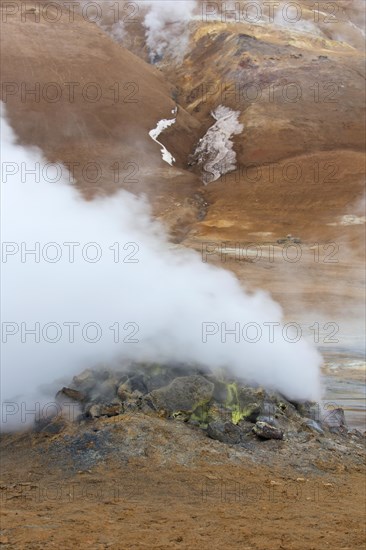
<box><xmin>118</xmin><ymin>375</ymin><xmax>148</xmax><ymax>396</ymax></box>
<box><xmin>241</xmin><ymin>403</ymin><xmax>262</xmax><ymax>423</ymax></box>
<box><xmin>147</xmin><ymin>375</ymin><xmax>214</xmax><ymax>416</ymax></box>
<box><xmin>292</xmin><ymin>401</ymin><xmax>321</xmax><ymax>421</ymax></box>
<box><xmin>207</xmin><ymin>421</ymin><xmax>243</xmax><ymax>445</ymax></box>
<box><xmin>253</xmin><ymin>421</ymin><xmax>284</xmax><ymax>440</ymax></box>
<box><xmin>52</xmin><ymin>365</ymin><xmax>354</xmax><ymax>451</ymax></box>
<box><xmin>56</xmin><ymin>387</ymin><xmax>86</xmax><ymax>403</ymax></box>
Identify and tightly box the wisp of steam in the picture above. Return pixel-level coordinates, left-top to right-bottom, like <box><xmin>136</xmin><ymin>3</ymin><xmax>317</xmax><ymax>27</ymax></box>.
<box><xmin>94</xmin><ymin>0</ymin><xmax>366</xmax><ymax>57</ymax></box>
<box><xmin>1</xmin><ymin>106</ymin><xmax>322</xmax><ymax>429</ymax></box>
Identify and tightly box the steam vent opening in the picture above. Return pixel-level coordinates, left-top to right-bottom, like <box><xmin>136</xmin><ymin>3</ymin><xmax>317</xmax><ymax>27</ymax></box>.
<box><xmin>1</xmin><ymin>1</ymin><xmax>365</xmax><ymax>547</ymax></box>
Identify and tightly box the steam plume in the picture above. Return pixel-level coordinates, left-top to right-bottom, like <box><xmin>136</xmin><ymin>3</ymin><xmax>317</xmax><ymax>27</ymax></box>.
<box><xmin>1</xmin><ymin>106</ymin><xmax>322</xmax><ymax>430</ymax></box>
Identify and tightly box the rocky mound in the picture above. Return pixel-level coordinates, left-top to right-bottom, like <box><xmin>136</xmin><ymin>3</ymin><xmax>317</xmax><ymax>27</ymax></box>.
<box><xmin>39</xmin><ymin>364</ymin><xmax>363</xmax><ymax>449</ymax></box>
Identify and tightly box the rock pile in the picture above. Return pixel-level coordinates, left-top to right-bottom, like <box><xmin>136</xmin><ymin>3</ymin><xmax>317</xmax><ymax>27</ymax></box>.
<box><xmin>45</xmin><ymin>363</ymin><xmax>361</xmax><ymax>446</ymax></box>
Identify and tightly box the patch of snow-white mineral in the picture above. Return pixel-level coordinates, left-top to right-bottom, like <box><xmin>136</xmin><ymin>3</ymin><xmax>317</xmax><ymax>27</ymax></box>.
<box><xmin>192</xmin><ymin>105</ymin><xmax>243</xmax><ymax>184</ymax></box>
<box><xmin>149</xmin><ymin>109</ymin><xmax>177</xmax><ymax>166</ymax></box>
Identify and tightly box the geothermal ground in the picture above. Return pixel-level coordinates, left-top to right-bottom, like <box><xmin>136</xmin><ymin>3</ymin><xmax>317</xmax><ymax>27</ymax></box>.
<box><xmin>1</xmin><ymin>1</ymin><xmax>365</xmax><ymax>549</ymax></box>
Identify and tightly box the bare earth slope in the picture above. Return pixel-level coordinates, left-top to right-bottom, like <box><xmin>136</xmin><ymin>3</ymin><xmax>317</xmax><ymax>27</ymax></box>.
<box><xmin>1</xmin><ymin>413</ymin><xmax>365</xmax><ymax>550</ymax></box>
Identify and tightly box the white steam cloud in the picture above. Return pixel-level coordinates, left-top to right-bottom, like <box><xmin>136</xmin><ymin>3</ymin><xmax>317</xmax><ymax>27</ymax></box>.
<box><xmin>1</xmin><ymin>106</ymin><xmax>322</xmax><ymax>429</ymax></box>
<box><xmin>80</xmin><ymin>0</ymin><xmax>365</xmax><ymax>57</ymax></box>
<box><xmin>79</xmin><ymin>0</ymin><xmax>198</xmax><ymax>62</ymax></box>
<box><xmin>141</xmin><ymin>0</ymin><xmax>197</xmax><ymax>62</ymax></box>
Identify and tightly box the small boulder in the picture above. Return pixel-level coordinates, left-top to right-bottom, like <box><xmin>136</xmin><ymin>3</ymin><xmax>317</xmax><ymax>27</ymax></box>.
<box><xmin>142</xmin><ymin>368</ymin><xmax>177</xmax><ymax>392</ymax></box>
<box><xmin>241</xmin><ymin>402</ymin><xmax>261</xmax><ymax>423</ymax></box>
<box><xmin>148</xmin><ymin>375</ymin><xmax>214</xmax><ymax>415</ymax></box>
<box><xmin>225</xmin><ymin>383</ymin><xmax>266</xmax><ymax>424</ymax></box>
<box><xmin>118</xmin><ymin>375</ymin><xmax>148</xmax><ymax>396</ymax></box>
<box><xmin>204</xmin><ymin>375</ymin><xmax>230</xmax><ymax>402</ymax></box>
<box><xmin>256</xmin><ymin>413</ymin><xmax>295</xmax><ymax>434</ymax></box>
<box><xmin>293</xmin><ymin>401</ymin><xmax>320</xmax><ymax>421</ymax></box>
<box><xmin>253</xmin><ymin>421</ymin><xmax>283</xmax><ymax>440</ymax></box>
<box><xmin>56</xmin><ymin>387</ymin><xmax>86</xmax><ymax>402</ymax></box>
<box><xmin>256</xmin><ymin>415</ymin><xmax>281</xmax><ymax>428</ymax></box>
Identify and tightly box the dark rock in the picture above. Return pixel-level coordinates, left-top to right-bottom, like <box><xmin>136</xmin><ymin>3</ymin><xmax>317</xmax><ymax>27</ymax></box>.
<box><xmin>292</xmin><ymin>401</ymin><xmax>320</xmax><ymax>421</ymax></box>
<box><xmin>189</xmin><ymin>402</ymin><xmax>212</xmax><ymax>425</ymax></box>
<box><xmin>143</xmin><ymin>372</ymin><xmax>175</xmax><ymax>392</ymax></box>
<box><xmin>256</xmin><ymin>412</ymin><xmax>298</xmax><ymax>435</ymax></box>
<box><xmin>204</xmin><ymin>375</ymin><xmax>230</xmax><ymax>403</ymax></box>
<box><xmin>225</xmin><ymin>384</ymin><xmax>265</xmax><ymax>424</ymax></box>
<box><xmin>279</xmin><ymin>400</ymin><xmax>302</xmax><ymax>421</ymax></box>
<box><xmin>256</xmin><ymin>415</ymin><xmax>281</xmax><ymax>428</ymax></box>
<box><xmin>148</xmin><ymin>375</ymin><xmax>214</xmax><ymax>415</ymax></box>
<box><xmin>207</xmin><ymin>421</ymin><xmax>243</xmax><ymax>444</ymax></box>
<box><xmin>116</xmin><ymin>373</ymin><xmax>149</xmax><ymax>402</ymax></box>
<box><xmin>198</xmin><ymin>402</ymin><xmax>231</xmax><ymax>425</ymax></box>
<box><xmin>56</xmin><ymin>387</ymin><xmax>86</xmax><ymax>402</ymax></box>
<box><xmin>241</xmin><ymin>402</ymin><xmax>261</xmax><ymax>423</ymax></box>
<box><xmin>237</xmin><ymin>386</ymin><xmax>265</xmax><ymax>403</ymax></box>
<box><xmin>237</xmin><ymin>420</ymin><xmax>256</xmax><ymax>434</ymax></box>
<box><xmin>119</xmin><ymin>375</ymin><xmax>148</xmax><ymax>395</ymax></box>
<box><xmin>253</xmin><ymin>421</ymin><xmax>283</xmax><ymax>440</ymax></box>
<box><xmin>140</xmin><ymin>395</ymin><xmax>157</xmax><ymax>412</ymax></box>
<box><xmin>204</xmin><ymin>382</ymin><xmax>290</xmax><ymax>426</ymax></box>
